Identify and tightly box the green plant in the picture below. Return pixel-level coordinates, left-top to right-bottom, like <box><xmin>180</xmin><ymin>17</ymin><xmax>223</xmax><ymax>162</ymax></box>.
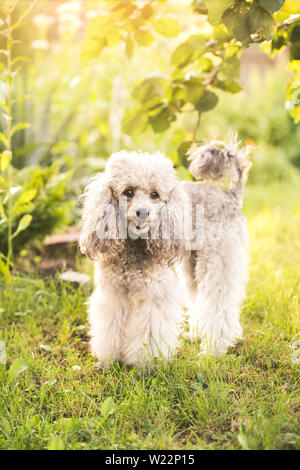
<box><xmin>0</xmin><ymin>1</ymin><xmax>75</xmax><ymax>279</ymax></box>
<box><xmin>0</xmin><ymin>0</ymin><xmax>36</xmax><ymax>280</ymax></box>
<box><xmin>0</xmin><ymin>159</ymin><xmax>74</xmax><ymax>256</ymax></box>
<box><xmin>82</xmin><ymin>0</ymin><xmax>300</xmax><ymax>158</ymax></box>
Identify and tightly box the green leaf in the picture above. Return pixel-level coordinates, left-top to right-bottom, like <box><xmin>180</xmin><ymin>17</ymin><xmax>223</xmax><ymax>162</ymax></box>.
<box><xmin>141</xmin><ymin>4</ymin><xmax>154</xmax><ymax>20</ymax></box>
<box><xmin>291</xmin><ymin>42</ymin><xmax>300</xmax><ymax>61</ymax></box>
<box><xmin>222</xmin><ymin>3</ymin><xmax>251</xmax><ymax>41</ymax></box>
<box><xmin>152</xmin><ymin>16</ymin><xmax>179</xmax><ymax>37</ymax></box>
<box><xmin>11</xmin><ymin>56</ymin><xmax>30</xmax><ymax>67</ymax></box>
<box><xmin>216</xmin><ymin>78</ymin><xmax>242</xmax><ymax>93</ymax></box>
<box><xmin>281</xmin><ymin>0</ymin><xmax>300</xmax><ymax>14</ymax></box>
<box><xmin>223</xmin><ymin>2</ymin><xmax>275</xmax><ymax>42</ymax></box>
<box><xmin>195</xmin><ymin>91</ymin><xmax>218</xmax><ymax>112</ymax></box>
<box><xmin>290</xmin><ymin>25</ymin><xmax>300</xmax><ymax>61</ymax></box>
<box><xmin>185</xmin><ymin>79</ymin><xmax>205</xmax><ymax>104</ymax></box>
<box><xmin>286</xmin><ymin>75</ymin><xmax>300</xmax><ymax>124</ymax></box>
<box><xmin>101</xmin><ymin>397</ymin><xmax>115</xmax><ymax>418</ymax></box>
<box><xmin>0</xmin><ymin>257</ymin><xmax>12</xmax><ymax>283</ymax></box>
<box><xmin>290</xmin><ymin>104</ymin><xmax>300</xmax><ymax>124</ymax></box>
<box><xmin>12</xmin><ymin>189</ymin><xmax>37</xmax><ymax>215</ymax></box>
<box><xmin>122</xmin><ymin>107</ymin><xmax>148</xmax><ymax>135</ymax></box>
<box><xmin>204</xmin><ymin>0</ymin><xmax>235</xmax><ymax>26</ymax></box>
<box><xmin>1</xmin><ymin>151</ymin><xmax>11</xmax><ymax>171</ymax></box>
<box><xmin>7</xmin><ymin>358</ymin><xmax>28</xmax><ymax>383</ymax></box>
<box><xmin>0</xmin><ymin>133</ymin><xmax>8</xmax><ymax>148</ymax></box>
<box><xmin>197</xmin><ymin>57</ymin><xmax>214</xmax><ymax>72</ymax></box>
<box><xmin>171</xmin><ymin>42</ymin><xmax>195</xmax><ymax>68</ymax></box>
<box><xmin>258</xmin><ymin>0</ymin><xmax>284</xmax><ymax>13</ymax></box>
<box><xmin>171</xmin><ymin>35</ymin><xmax>207</xmax><ymax>69</ymax></box>
<box><xmin>149</xmin><ymin>106</ymin><xmax>176</xmax><ymax>133</ymax></box>
<box><xmin>272</xmin><ymin>31</ymin><xmax>288</xmax><ymax>52</ymax></box>
<box><xmin>248</xmin><ymin>5</ymin><xmax>276</xmax><ymax>41</ymax></box>
<box><xmin>177</xmin><ymin>141</ymin><xmax>192</xmax><ymax>168</ymax></box>
<box><xmin>10</xmin><ymin>122</ymin><xmax>30</xmax><ymax>138</ymax></box>
<box><xmin>81</xmin><ymin>38</ymin><xmax>106</xmax><ymax>64</ymax></box>
<box><xmin>133</xmin><ymin>76</ymin><xmax>170</xmax><ymax>106</ymax></box>
<box><xmin>171</xmin><ymin>129</ymin><xmax>187</xmax><ymax>146</ymax></box>
<box><xmin>189</xmin><ymin>33</ymin><xmax>209</xmax><ymax>45</ymax></box>
<box><xmin>225</xmin><ymin>44</ymin><xmax>241</xmax><ymax>58</ymax></box>
<box><xmin>221</xmin><ymin>56</ymin><xmax>240</xmax><ymax>79</ymax></box>
<box><xmin>0</xmin><ymin>175</ymin><xmax>7</xmax><ymax>187</ymax></box>
<box><xmin>134</xmin><ymin>29</ymin><xmax>154</xmax><ymax>46</ymax></box>
<box><xmin>213</xmin><ymin>23</ymin><xmax>232</xmax><ymax>41</ymax></box>
<box><xmin>12</xmin><ymin>214</ymin><xmax>32</xmax><ymax>239</ymax></box>
<box><xmin>0</xmin><ymin>200</ymin><xmax>7</xmax><ymax>221</ymax></box>
<box><xmin>170</xmin><ymin>85</ymin><xmax>185</xmax><ymax>103</ymax></box>
<box><xmin>287</xmin><ymin>60</ymin><xmax>300</xmax><ymax>74</ymax></box>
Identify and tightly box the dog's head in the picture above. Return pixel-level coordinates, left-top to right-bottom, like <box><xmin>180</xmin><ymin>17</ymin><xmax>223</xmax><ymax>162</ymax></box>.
<box><xmin>79</xmin><ymin>151</ymin><xmax>189</xmax><ymax>264</ymax></box>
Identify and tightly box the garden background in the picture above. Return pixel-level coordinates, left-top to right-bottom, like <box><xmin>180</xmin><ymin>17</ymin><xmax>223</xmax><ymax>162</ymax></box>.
<box><xmin>0</xmin><ymin>0</ymin><xmax>299</xmax><ymax>450</ymax></box>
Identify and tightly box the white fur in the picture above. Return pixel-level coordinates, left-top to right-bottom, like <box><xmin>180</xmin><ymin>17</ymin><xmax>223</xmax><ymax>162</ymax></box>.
<box><xmin>80</xmin><ymin>140</ymin><xmax>251</xmax><ymax>366</ymax></box>
<box><xmin>89</xmin><ymin>263</ymin><xmax>182</xmax><ymax>368</ymax></box>
<box><xmin>80</xmin><ymin>151</ymin><xmax>188</xmax><ymax>368</ymax></box>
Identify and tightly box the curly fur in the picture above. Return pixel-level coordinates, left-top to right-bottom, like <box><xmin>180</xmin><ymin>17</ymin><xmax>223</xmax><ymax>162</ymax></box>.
<box><xmin>188</xmin><ymin>134</ymin><xmax>252</xmax><ymax>200</ymax></box>
<box><xmin>80</xmin><ymin>151</ymin><xmax>189</xmax><ymax>368</ymax></box>
<box><xmin>181</xmin><ymin>136</ymin><xmax>251</xmax><ymax>355</ymax></box>
<box><xmin>80</xmin><ymin>138</ymin><xmax>251</xmax><ymax>366</ymax></box>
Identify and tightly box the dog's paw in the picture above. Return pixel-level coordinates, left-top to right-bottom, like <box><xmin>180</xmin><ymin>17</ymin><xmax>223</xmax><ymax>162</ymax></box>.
<box><xmin>95</xmin><ymin>360</ymin><xmax>111</xmax><ymax>370</ymax></box>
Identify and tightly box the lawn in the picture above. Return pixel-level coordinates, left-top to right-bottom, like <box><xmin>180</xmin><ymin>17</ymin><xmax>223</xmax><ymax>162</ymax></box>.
<box><xmin>0</xmin><ymin>181</ymin><xmax>299</xmax><ymax>450</ymax></box>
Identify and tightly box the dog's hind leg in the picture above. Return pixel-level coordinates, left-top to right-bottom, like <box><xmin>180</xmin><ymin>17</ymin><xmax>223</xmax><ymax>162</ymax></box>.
<box><xmin>187</xmin><ymin>227</ymin><xmax>249</xmax><ymax>356</ymax></box>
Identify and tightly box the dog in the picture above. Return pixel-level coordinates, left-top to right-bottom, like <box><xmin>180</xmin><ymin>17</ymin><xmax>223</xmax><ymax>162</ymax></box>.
<box><xmin>79</xmin><ymin>138</ymin><xmax>251</xmax><ymax>367</ymax></box>
<box><xmin>180</xmin><ymin>137</ymin><xmax>251</xmax><ymax>356</ymax></box>
<box><xmin>79</xmin><ymin>151</ymin><xmax>189</xmax><ymax>368</ymax></box>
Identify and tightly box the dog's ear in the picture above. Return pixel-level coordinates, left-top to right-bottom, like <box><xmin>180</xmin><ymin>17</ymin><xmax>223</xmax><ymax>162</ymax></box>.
<box><xmin>79</xmin><ymin>173</ymin><xmax>123</xmax><ymax>260</ymax></box>
<box><xmin>166</xmin><ymin>185</ymin><xmax>190</xmax><ymax>263</ymax></box>
<box><xmin>148</xmin><ymin>185</ymin><xmax>189</xmax><ymax>265</ymax></box>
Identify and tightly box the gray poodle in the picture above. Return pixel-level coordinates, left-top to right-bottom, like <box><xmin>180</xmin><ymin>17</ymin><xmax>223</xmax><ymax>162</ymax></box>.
<box><xmin>181</xmin><ymin>137</ymin><xmax>251</xmax><ymax>355</ymax></box>
<box><xmin>79</xmin><ymin>137</ymin><xmax>251</xmax><ymax>367</ymax></box>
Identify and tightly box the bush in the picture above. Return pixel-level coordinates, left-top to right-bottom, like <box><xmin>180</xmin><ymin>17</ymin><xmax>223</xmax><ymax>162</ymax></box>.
<box><xmin>0</xmin><ymin>159</ymin><xmax>74</xmax><ymax>255</ymax></box>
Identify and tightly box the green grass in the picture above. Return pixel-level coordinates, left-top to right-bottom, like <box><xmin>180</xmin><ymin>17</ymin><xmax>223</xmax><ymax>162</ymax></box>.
<box><xmin>0</xmin><ymin>181</ymin><xmax>299</xmax><ymax>450</ymax></box>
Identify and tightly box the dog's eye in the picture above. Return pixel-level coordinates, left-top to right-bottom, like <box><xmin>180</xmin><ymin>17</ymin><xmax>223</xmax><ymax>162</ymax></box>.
<box><xmin>122</xmin><ymin>188</ymin><xmax>134</xmax><ymax>198</ymax></box>
<box><xmin>150</xmin><ymin>191</ymin><xmax>160</xmax><ymax>200</ymax></box>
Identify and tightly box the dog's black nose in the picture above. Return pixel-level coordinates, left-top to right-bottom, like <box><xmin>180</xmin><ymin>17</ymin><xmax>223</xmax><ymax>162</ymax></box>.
<box><xmin>136</xmin><ymin>208</ymin><xmax>149</xmax><ymax>220</ymax></box>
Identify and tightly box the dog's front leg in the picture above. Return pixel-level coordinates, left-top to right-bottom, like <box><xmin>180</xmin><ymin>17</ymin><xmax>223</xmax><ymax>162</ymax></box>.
<box><xmin>122</xmin><ymin>278</ymin><xmax>182</xmax><ymax>369</ymax></box>
<box><xmin>88</xmin><ymin>287</ymin><xmax>124</xmax><ymax>367</ymax></box>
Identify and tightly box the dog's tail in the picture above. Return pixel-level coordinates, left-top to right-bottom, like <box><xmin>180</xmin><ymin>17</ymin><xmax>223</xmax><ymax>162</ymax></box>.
<box><xmin>187</xmin><ymin>134</ymin><xmax>252</xmax><ymax>200</ymax></box>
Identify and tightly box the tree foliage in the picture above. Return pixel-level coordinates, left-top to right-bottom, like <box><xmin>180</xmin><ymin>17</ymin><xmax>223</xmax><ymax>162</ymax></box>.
<box><xmin>82</xmin><ymin>0</ymin><xmax>300</xmax><ymax>144</ymax></box>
